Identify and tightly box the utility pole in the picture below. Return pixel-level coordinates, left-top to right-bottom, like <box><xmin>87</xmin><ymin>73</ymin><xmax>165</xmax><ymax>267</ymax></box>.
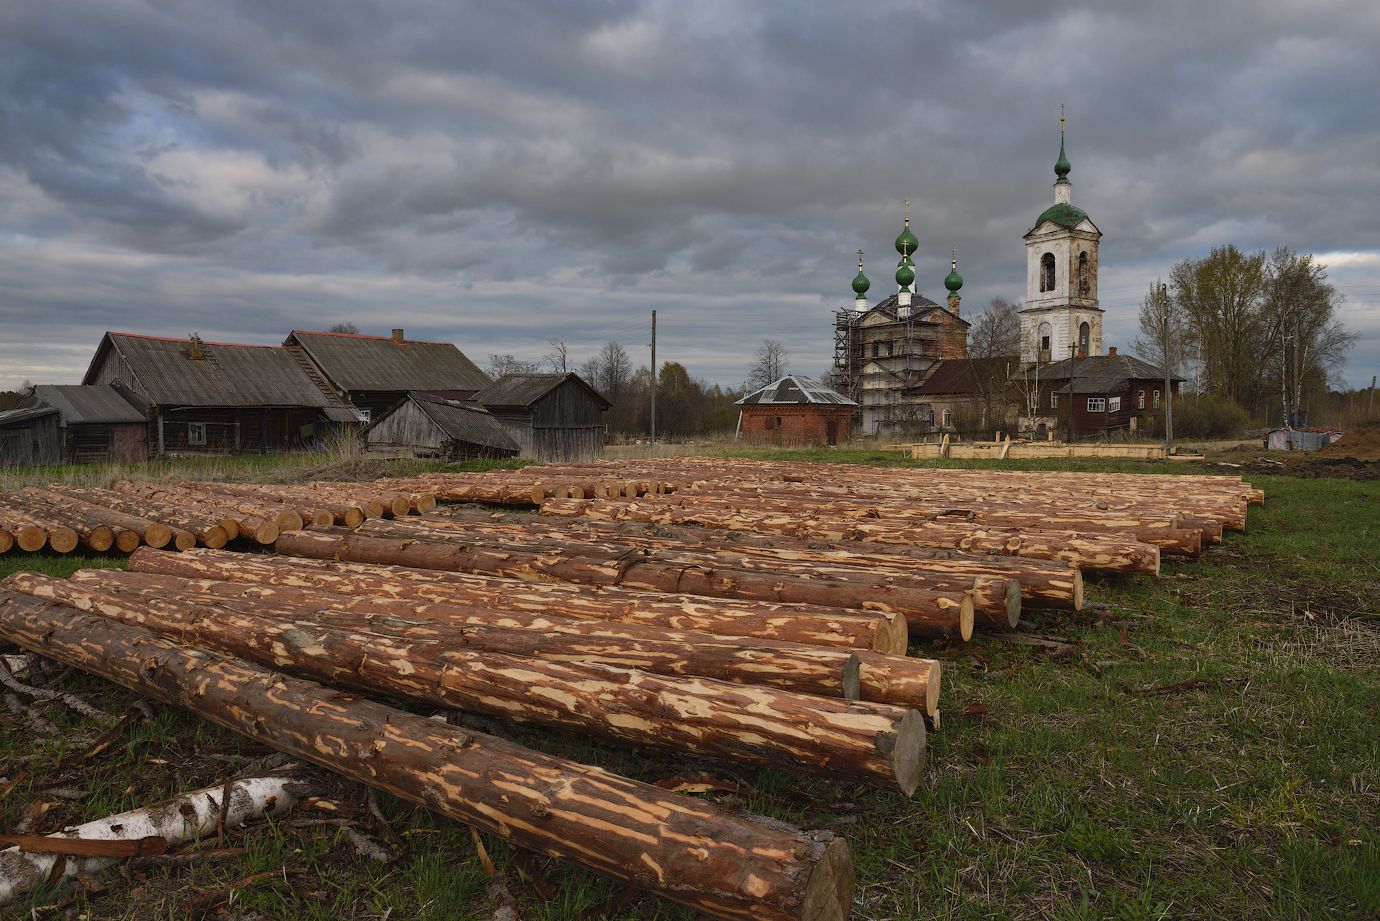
<box><xmin>649</xmin><ymin>309</ymin><xmax>657</xmax><ymax>445</ymax></box>
<box><xmin>1161</xmin><ymin>282</ymin><xmax>1173</xmax><ymax>455</ymax></box>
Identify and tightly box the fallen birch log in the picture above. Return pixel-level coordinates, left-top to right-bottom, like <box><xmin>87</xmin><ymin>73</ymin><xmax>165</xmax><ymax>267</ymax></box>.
<box><xmin>0</xmin><ymin>776</ymin><xmax>317</xmax><ymax>906</ymax></box>
<box><xmin>128</xmin><ymin>547</ymin><xmax>907</xmax><ymax>654</ymax></box>
<box><xmin>0</xmin><ymin>591</ymin><xmax>854</xmax><ymax>921</ymax></box>
<box><xmin>12</xmin><ymin>573</ymin><xmax>925</xmax><ymax>793</ymax></box>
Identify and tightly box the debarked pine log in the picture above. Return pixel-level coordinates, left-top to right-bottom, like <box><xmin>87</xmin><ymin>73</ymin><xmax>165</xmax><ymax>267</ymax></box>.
<box><xmin>0</xmin><ymin>776</ymin><xmax>318</xmax><ymax>905</ymax></box>
<box><xmin>9</xmin><ymin>573</ymin><xmax>925</xmax><ymax>794</ymax></box>
<box><xmin>1</xmin><ymin>492</ymin><xmax>118</xmax><ymax>553</ymax></box>
<box><xmin>541</xmin><ymin>498</ymin><xmax>1160</xmax><ymax>576</ymax></box>
<box><xmin>0</xmin><ymin>591</ymin><xmax>855</xmax><ymax>921</ymax></box>
<box><xmin>23</xmin><ymin>487</ymin><xmax>172</xmax><ymax>551</ymax></box>
<box><xmin>127</xmin><ymin>547</ymin><xmax>907</xmax><ymax>655</ymax></box>
<box><xmin>44</xmin><ymin>486</ymin><xmax>226</xmax><ymax>549</ymax></box>
<box><xmin>103</xmin><ymin>566</ymin><xmax>937</xmax><ymax>716</ymax></box>
<box><xmin>67</xmin><ymin>568</ymin><xmax>882</xmax><ymax>706</ymax></box>
<box><xmin>361</xmin><ymin>518</ymin><xmax>1021</xmax><ymax>631</ymax></box>
<box><xmin>274</xmin><ymin>530</ymin><xmax>975</xmax><ymax>641</ymax></box>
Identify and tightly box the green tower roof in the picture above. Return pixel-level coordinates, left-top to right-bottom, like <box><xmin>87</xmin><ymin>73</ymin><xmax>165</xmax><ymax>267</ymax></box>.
<box><xmin>1034</xmin><ymin>202</ymin><xmax>1089</xmax><ymax>229</ymax></box>
<box><xmin>894</xmin><ymin>197</ymin><xmax>918</xmax><ymax>256</ymax></box>
<box><xmin>895</xmin><ymin>253</ymin><xmax>915</xmax><ymax>290</ymax></box>
<box><xmin>1054</xmin><ymin>109</ymin><xmax>1071</xmax><ymax>182</ymax></box>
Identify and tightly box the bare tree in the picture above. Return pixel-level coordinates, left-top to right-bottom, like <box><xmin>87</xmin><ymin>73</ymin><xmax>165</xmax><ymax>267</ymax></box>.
<box><xmin>746</xmin><ymin>339</ymin><xmax>789</xmax><ymax>391</ymax></box>
<box><xmin>1262</xmin><ymin>248</ymin><xmax>1354</xmax><ymax>426</ymax></box>
<box><xmin>328</xmin><ymin>322</ymin><xmax>361</xmax><ymax>334</ymax></box>
<box><xmin>544</xmin><ymin>338</ymin><xmax>570</xmax><ymax>373</ymax></box>
<box><xmin>581</xmin><ymin>341</ymin><xmax>633</xmax><ymax>429</ymax></box>
<box><xmin>968</xmin><ymin>297</ymin><xmax>1021</xmax><ymax>360</ymax></box>
<box><xmin>1134</xmin><ymin>280</ymin><xmax>1195</xmax><ymax>382</ymax></box>
<box><xmin>486</xmin><ymin>354</ymin><xmax>539</xmax><ymax>378</ymax></box>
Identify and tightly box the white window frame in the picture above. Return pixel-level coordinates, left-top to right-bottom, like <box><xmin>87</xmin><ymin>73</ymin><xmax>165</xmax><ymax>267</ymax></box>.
<box><xmin>942</xmin><ymin>409</ymin><xmax>952</xmax><ymax>429</ymax></box>
<box><xmin>1050</xmin><ymin>392</ymin><xmax>1058</xmax><ymax>409</ymax></box>
<box><xmin>1137</xmin><ymin>390</ymin><xmax>1145</xmax><ymax>409</ymax></box>
<box><xmin>358</xmin><ymin>407</ymin><xmax>372</xmax><ymax>423</ymax></box>
<box><xmin>187</xmin><ymin>422</ymin><xmax>207</xmax><ymax>446</ymax></box>
<box><xmin>1087</xmin><ymin>398</ymin><xmax>1106</xmax><ymax>413</ymax></box>
<box><xmin>1108</xmin><ymin>396</ymin><xmax>1121</xmax><ymax>412</ymax></box>
<box><xmin>1153</xmin><ymin>390</ymin><xmax>1161</xmax><ymax>409</ymax></box>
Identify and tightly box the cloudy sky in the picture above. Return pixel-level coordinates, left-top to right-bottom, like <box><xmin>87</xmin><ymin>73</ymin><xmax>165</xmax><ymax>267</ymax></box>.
<box><xmin>2</xmin><ymin>0</ymin><xmax>1378</xmax><ymax>392</ymax></box>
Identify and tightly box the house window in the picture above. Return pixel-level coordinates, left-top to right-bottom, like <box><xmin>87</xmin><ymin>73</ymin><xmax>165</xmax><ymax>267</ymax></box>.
<box><xmin>886</xmin><ymin>341</ymin><xmax>894</xmax><ymax>357</ymax></box>
<box><xmin>872</xmin><ymin>343</ymin><xmax>880</xmax><ymax>358</ymax></box>
<box><xmin>1137</xmin><ymin>390</ymin><xmax>1145</xmax><ymax>409</ymax></box>
<box><xmin>1108</xmin><ymin>396</ymin><xmax>1121</xmax><ymax>412</ymax></box>
<box><xmin>359</xmin><ymin>408</ymin><xmax>371</xmax><ymax>423</ymax></box>
<box><xmin>1040</xmin><ymin>252</ymin><xmax>1056</xmax><ymax>292</ymax></box>
<box><xmin>188</xmin><ymin>422</ymin><xmax>207</xmax><ymax>446</ymax></box>
<box><xmin>942</xmin><ymin>409</ymin><xmax>952</xmax><ymax>429</ymax></box>
<box><xmin>1050</xmin><ymin>392</ymin><xmax>1058</xmax><ymax>409</ymax></box>
<box><xmin>1087</xmin><ymin>398</ymin><xmax>1106</xmax><ymax>413</ymax></box>
<box><xmin>1153</xmin><ymin>390</ymin><xmax>1161</xmax><ymax>409</ymax></box>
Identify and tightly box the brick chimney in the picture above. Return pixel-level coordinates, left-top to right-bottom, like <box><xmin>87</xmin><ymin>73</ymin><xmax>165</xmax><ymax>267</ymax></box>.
<box><xmin>1108</xmin><ymin>346</ymin><xmax>1118</xmax><ymax>357</ymax></box>
<box><xmin>391</xmin><ymin>328</ymin><xmax>405</xmax><ymax>343</ymax></box>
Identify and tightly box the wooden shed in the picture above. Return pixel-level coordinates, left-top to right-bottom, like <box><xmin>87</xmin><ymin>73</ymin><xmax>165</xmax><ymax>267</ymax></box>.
<box><xmin>736</xmin><ymin>375</ymin><xmax>856</xmax><ymax>447</ymax></box>
<box><xmin>362</xmin><ymin>392</ymin><xmax>520</xmax><ymax>460</ymax></box>
<box><xmin>0</xmin><ymin>384</ymin><xmax>150</xmax><ymax>466</ymax></box>
<box><xmin>473</xmin><ymin>373</ymin><xmax>610</xmax><ymax>462</ymax></box>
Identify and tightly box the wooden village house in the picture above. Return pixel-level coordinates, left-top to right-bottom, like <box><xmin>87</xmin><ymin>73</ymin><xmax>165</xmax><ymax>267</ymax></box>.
<box><xmin>82</xmin><ymin>332</ymin><xmax>363</xmax><ymax>456</ymax></box>
<box><xmin>473</xmin><ymin>373</ymin><xmax>610</xmax><ymax>462</ymax></box>
<box><xmin>735</xmin><ymin>375</ymin><xmax>856</xmax><ymax>447</ymax></box>
<box><xmin>362</xmin><ymin>392</ymin><xmax>520</xmax><ymax>460</ymax></box>
<box><xmin>282</xmin><ymin>328</ymin><xmax>492</xmax><ymax>421</ymax></box>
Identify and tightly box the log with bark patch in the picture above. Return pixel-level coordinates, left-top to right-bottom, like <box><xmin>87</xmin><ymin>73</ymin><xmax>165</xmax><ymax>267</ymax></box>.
<box><xmin>10</xmin><ymin>573</ymin><xmax>926</xmax><ymax>794</ymax></box>
<box><xmin>0</xmin><ymin>503</ymin><xmax>78</xmax><ymax>553</ymax></box>
<box><xmin>128</xmin><ymin>546</ymin><xmax>907</xmax><ymax>654</ymax></box>
<box><xmin>109</xmin><ymin>482</ymin><xmax>281</xmax><ymax>544</ymax></box>
<box><xmin>186</xmin><ymin>482</ymin><xmax>366</xmax><ymax>528</ymax></box>
<box><xmin>22</xmin><ymin>488</ymin><xmax>172</xmax><ymax>551</ymax></box>
<box><xmin>44</xmin><ymin>486</ymin><xmax>225</xmax><ymax>549</ymax></box>
<box><xmin>365</xmin><ymin>517</ymin><xmax>1021</xmax><ymax>631</ymax></box>
<box><xmin>274</xmin><ymin>529</ymin><xmax>975</xmax><ymax>641</ymax></box>
<box><xmin>70</xmin><ymin>567</ymin><xmax>944</xmax><ymax>712</ymax></box>
<box><xmin>541</xmin><ymin>498</ymin><xmax>1160</xmax><ymax>576</ymax></box>
<box><xmin>0</xmin><ymin>493</ymin><xmax>118</xmax><ymax>552</ymax></box>
<box><xmin>0</xmin><ymin>591</ymin><xmax>855</xmax><ymax>921</ymax></box>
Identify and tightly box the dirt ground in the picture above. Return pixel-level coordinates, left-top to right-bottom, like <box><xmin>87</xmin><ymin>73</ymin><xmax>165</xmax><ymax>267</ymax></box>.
<box><xmin>1204</xmin><ymin>427</ymin><xmax>1380</xmax><ymax>480</ymax></box>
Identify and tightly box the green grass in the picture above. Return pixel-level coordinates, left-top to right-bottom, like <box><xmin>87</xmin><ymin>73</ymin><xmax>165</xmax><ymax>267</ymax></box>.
<box><xmin>1</xmin><ymin>453</ymin><xmax>1377</xmax><ymax>919</ymax></box>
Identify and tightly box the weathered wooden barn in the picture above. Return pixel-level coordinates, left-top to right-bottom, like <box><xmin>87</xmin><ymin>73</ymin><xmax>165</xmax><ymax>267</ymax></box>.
<box><xmin>283</xmin><ymin>329</ymin><xmax>492</xmax><ymax>421</ymax></box>
<box><xmin>362</xmin><ymin>392</ymin><xmax>520</xmax><ymax>460</ymax></box>
<box><xmin>736</xmin><ymin>375</ymin><xmax>856</xmax><ymax>447</ymax></box>
<box><xmin>473</xmin><ymin>373</ymin><xmax>610</xmax><ymax>462</ymax></box>
<box><xmin>83</xmin><ymin>333</ymin><xmax>363</xmax><ymax>456</ymax></box>
<box><xmin>0</xmin><ymin>385</ymin><xmax>150</xmax><ymax>466</ymax></box>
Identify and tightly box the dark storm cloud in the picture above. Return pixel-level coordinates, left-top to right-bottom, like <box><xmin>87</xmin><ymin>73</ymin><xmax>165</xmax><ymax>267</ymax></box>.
<box><xmin>1</xmin><ymin>0</ymin><xmax>1378</xmax><ymax>391</ymax></box>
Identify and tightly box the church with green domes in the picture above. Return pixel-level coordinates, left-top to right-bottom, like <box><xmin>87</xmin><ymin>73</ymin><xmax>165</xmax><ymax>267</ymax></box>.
<box><xmin>831</xmin><ymin>200</ymin><xmax>972</xmax><ymax>437</ymax></box>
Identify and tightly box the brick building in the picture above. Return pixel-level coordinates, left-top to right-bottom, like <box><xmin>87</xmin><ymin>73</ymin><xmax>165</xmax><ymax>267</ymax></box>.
<box><xmin>736</xmin><ymin>375</ymin><xmax>856</xmax><ymax>447</ymax></box>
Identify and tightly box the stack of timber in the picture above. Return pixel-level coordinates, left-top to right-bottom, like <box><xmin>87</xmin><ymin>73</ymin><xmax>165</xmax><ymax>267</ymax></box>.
<box><xmin>374</xmin><ymin>470</ymin><xmax>681</xmax><ymax>505</ymax></box>
<box><xmin>0</xmin><ymin>586</ymin><xmax>857</xmax><ymax>920</ymax></box>
<box><xmin>273</xmin><ymin>527</ymin><xmax>977</xmax><ymax>640</ymax></box>
<box><xmin>0</xmin><ymin>479</ymin><xmax>437</xmax><ymax>556</ymax></box>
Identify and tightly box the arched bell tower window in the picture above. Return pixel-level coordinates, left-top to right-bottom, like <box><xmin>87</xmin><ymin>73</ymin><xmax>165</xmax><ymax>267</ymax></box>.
<box><xmin>1077</xmin><ymin>251</ymin><xmax>1090</xmax><ymax>296</ymax></box>
<box><xmin>1037</xmin><ymin>321</ymin><xmax>1052</xmax><ymax>359</ymax></box>
<box><xmin>1040</xmin><ymin>253</ymin><xmax>1056</xmax><ymax>292</ymax></box>
<box><xmin>1078</xmin><ymin>321</ymin><xmax>1091</xmax><ymax>355</ymax></box>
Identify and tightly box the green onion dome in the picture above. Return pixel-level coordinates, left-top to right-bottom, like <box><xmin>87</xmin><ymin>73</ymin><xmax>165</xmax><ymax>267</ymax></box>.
<box><xmin>895</xmin><ymin>222</ymin><xmax>919</xmax><ymax>258</ymax></box>
<box><xmin>895</xmin><ymin>256</ymin><xmax>915</xmax><ymax>290</ymax></box>
<box><xmin>1055</xmin><ymin>135</ymin><xmax>1071</xmax><ymax>181</ymax></box>
<box><xmin>944</xmin><ymin>252</ymin><xmax>963</xmax><ymax>293</ymax></box>
<box><xmin>852</xmin><ymin>252</ymin><xmax>870</xmax><ymax>296</ymax></box>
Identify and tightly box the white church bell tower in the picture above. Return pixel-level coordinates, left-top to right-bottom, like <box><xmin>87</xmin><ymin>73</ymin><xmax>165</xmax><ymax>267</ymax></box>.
<box><xmin>1020</xmin><ymin>111</ymin><xmax>1104</xmax><ymax>364</ymax></box>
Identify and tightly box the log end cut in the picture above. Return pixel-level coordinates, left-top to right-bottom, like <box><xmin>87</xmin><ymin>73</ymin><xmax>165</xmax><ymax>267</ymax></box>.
<box><xmin>114</xmin><ymin>529</ymin><xmax>142</xmax><ymax>554</ymax></box>
<box><xmin>173</xmin><ymin>530</ymin><xmax>198</xmax><ymax>552</ymax></box>
<box><xmin>1002</xmin><ymin>579</ymin><xmax>1021</xmax><ymax>630</ymax></box>
<box><xmin>841</xmin><ymin>653</ymin><xmax>862</xmax><ymax>701</ymax></box>
<box><xmin>143</xmin><ymin>523</ymin><xmax>173</xmax><ymax>550</ymax></box>
<box><xmin>874</xmin><ymin>613</ymin><xmax>909</xmax><ymax>656</ymax></box>
<box><xmin>1071</xmin><ymin>569</ymin><xmax>1084</xmax><ymax>612</ymax></box>
<box><xmin>14</xmin><ymin>526</ymin><xmax>46</xmax><ymax>553</ymax></box>
<box><xmin>799</xmin><ymin>835</ymin><xmax>855</xmax><ymax>921</ymax></box>
<box><xmin>87</xmin><ymin>525</ymin><xmax>116</xmax><ymax>553</ymax></box>
<box><xmin>958</xmin><ymin>592</ymin><xmax>975</xmax><ymax>642</ymax></box>
<box><xmin>48</xmin><ymin>527</ymin><xmax>79</xmax><ymax>555</ymax></box>
<box><xmin>888</xmin><ymin>708</ymin><xmax>927</xmax><ymax>797</ymax></box>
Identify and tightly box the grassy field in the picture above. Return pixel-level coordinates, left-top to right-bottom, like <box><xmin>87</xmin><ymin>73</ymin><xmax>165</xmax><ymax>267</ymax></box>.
<box><xmin>0</xmin><ymin>452</ymin><xmax>1377</xmax><ymax>920</ymax></box>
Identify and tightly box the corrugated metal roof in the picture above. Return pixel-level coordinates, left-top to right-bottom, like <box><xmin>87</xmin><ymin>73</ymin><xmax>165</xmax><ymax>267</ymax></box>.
<box><xmin>88</xmin><ymin>333</ymin><xmax>362</xmax><ymax>412</ymax></box>
<box><xmin>413</xmin><ymin>394</ymin><xmax>521</xmax><ymax>453</ymax></box>
<box><xmin>1040</xmin><ymin>353</ymin><xmax>1181</xmax><ymax>394</ymax></box>
<box><xmin>30</xmin><ymin>385</ymin><xmax>148</xmax><ymax>423</ymax></box>
<box><xmin>474</xmin><ymin>373</ymin><xmax>611</xmax><ymax>410</ymax></box>
<box><xmin>736</xmin><ymin>375</ymin><xmax>857</xmax><ymax>406</ymax></box>
<box><xmin>286</xmin><ymin>330</ymin><xmax>491</xmax><ymax>393</ymax></box>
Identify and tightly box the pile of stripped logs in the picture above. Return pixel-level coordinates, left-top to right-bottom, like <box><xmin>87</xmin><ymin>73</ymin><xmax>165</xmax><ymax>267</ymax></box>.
<box><xmin>0</xmin><ymin>480</ymin><xmax>433</xmax><ymax>555</ymax></box>
<box><xmin>0</xmin><ymin>458</ymin><xmax>1259</xmax><ymax>918</ymax></box>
